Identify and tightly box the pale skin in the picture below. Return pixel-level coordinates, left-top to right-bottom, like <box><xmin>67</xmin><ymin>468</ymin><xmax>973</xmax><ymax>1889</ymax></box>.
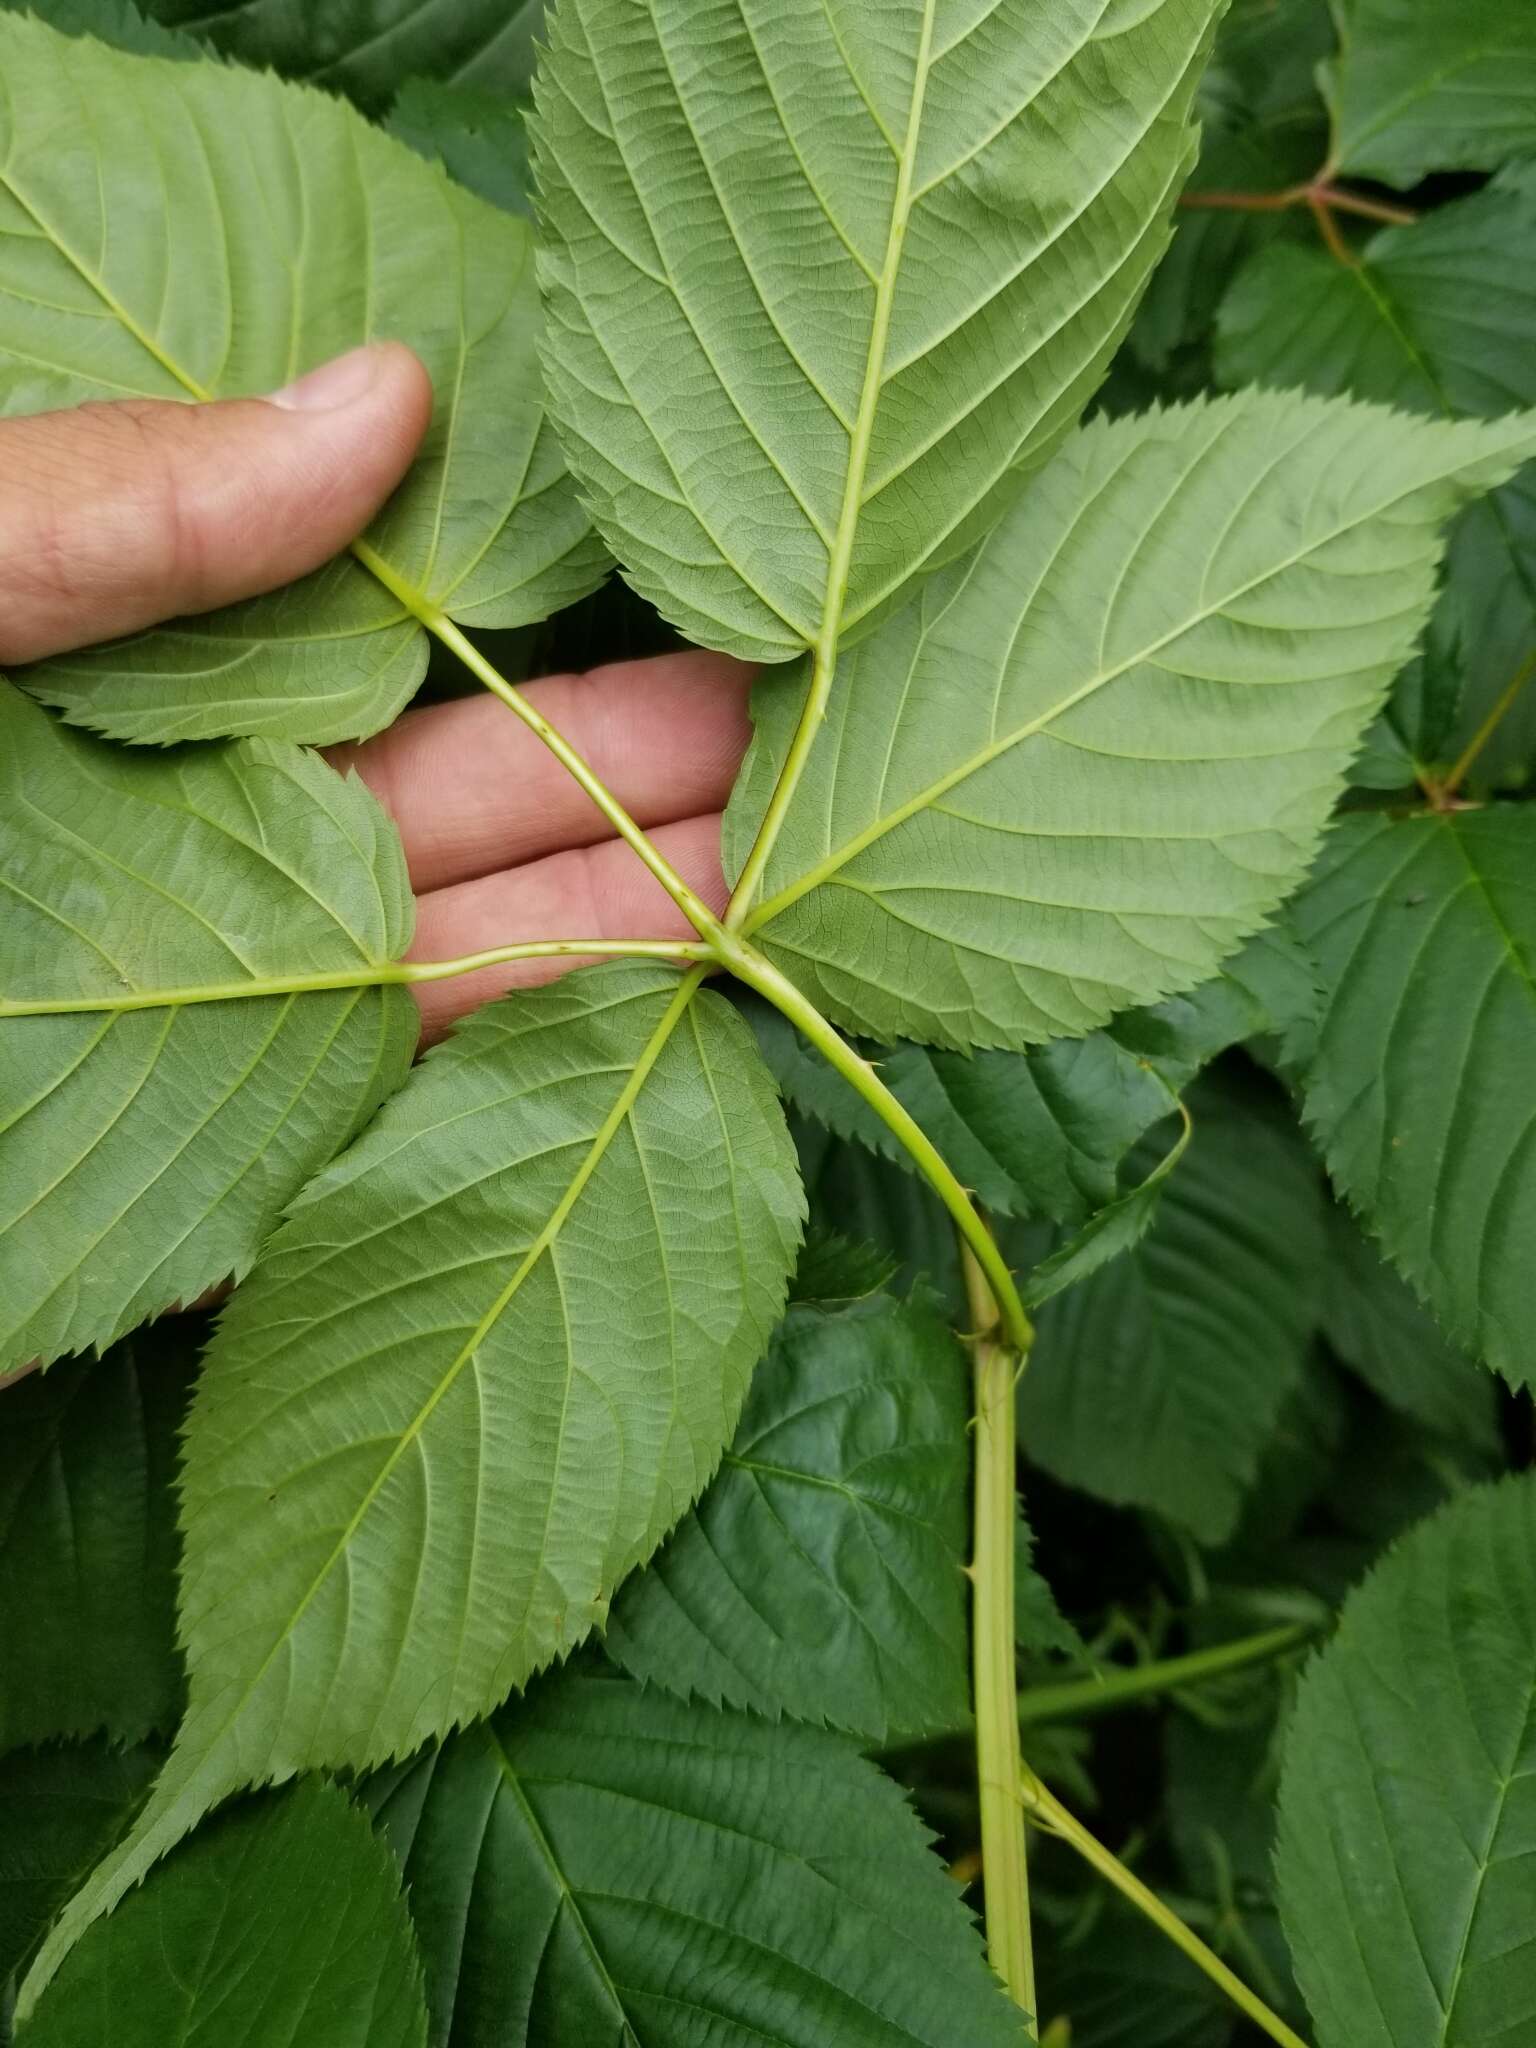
<box><xmin>0</xmin><ymin>342</ymin><xmax>755</xmax><ymax>1045</ymax></box>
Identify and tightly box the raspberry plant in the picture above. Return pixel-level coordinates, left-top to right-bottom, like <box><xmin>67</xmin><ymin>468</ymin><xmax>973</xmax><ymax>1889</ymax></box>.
<box><xmin>3</xmin><ymin>3</ymin><xmax>1536</xmax><ymax>2044</ymax></box>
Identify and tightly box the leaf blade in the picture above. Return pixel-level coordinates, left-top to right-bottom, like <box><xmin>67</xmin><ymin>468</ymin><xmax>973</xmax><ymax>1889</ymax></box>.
<box><xmin>0</xmin><ymin>683</ymin><xmax>416</xmax><ymax>1370</ymax></box>
<box><xmin>1294</xmin><ymin>806</ymin><xmax>1536</xmax><ymax>1384</ymax></box>
<box><xmin>533</xmin><ymin>0</ymin><xmax>1223</xmax><ymax>660</ymax></box>
<box><xmin>366</xmin><ymin>1667</ymin><xmax>1026</xmax><ymax>2048</ymax></box>
<box><xmin>605</xmin><ymin>1292</ymin><xmax>971</xmax><ymax>1741</ymax></box>
<box><xmin>1276</xmin><ymin>1474</ymin><xmax>1536</xmax><ymax>2047</ymax></box>
<box><xmin>727</xmin><ymin>391</ymin><xmax>1536</xmax><ymax>1051</ymax></box>
<box><xmin>19</xmin><ymin>965</ymin><xmax>803</xmax><ymax>2003</ymax></box>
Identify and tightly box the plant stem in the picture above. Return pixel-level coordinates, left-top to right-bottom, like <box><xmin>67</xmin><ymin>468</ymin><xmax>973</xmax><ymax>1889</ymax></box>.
<box><xmin>725</xmin><ymin>943</ymin><xmax>1033</xmax><ymax>1354</ymax></box>
<box><xmin>352</xmin><ymin>541</ymin><xmax>726</xmax><ymax>945</ymax></box>
<box><xmin>1436</xmin><ymin>646</ymin><xmax>1536</xmax><ymax>799</ymax></box>
<box><xmin>963</xmin><ymin>1244</ymin><xmax>1037</xmax><ymax>2024</ymax></box>
<box><xmin>1016</xmin><ymin>1623</ymin><xmax>1314</xmax><ymax>1727</ymax></box>
<box><xmin>1017</xmin><ymin>1766</ymin><xmax>1310</xmax><ymax>2048</ymax></box>
<box><xmin>0</xmin><ymin>940</ymin><xmax>711</xmax><ymax>1019</ymax></box>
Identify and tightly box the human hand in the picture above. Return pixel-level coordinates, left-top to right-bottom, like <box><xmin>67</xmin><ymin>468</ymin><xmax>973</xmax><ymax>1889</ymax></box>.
<box><xmin>0</xmin><ymin>344</ymin><xmax>752</xmax><ymax>1046</ymax></box>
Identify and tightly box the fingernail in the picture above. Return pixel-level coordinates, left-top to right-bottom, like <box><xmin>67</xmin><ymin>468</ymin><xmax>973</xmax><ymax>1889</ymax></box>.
<box><xmin>266</xmin><ymin>344</ymin><xmax>385</xmax><ymax>412</ymax></box>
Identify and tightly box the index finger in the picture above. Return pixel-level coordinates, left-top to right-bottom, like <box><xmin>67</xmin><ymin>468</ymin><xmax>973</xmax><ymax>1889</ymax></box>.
<box><xmin>328</xmin><ymin>648</ymin><xmax>756</xmax><ymax>894</ymax></box>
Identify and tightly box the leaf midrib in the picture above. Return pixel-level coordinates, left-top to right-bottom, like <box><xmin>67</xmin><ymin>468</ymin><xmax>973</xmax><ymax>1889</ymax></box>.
<box><xmin>185</xmin><ymin>972</ymin><xmax>704</xmax><ymax>1754</ymax></box>
<box><xmin>808</xmin><ymin>0</ymin><xmax>939</xmax><ymax>674</ymax></box>
<box><xmin>746</xmin><ymin>427</ymin><xmax>1503</xmax><ymax>932</ymax></box>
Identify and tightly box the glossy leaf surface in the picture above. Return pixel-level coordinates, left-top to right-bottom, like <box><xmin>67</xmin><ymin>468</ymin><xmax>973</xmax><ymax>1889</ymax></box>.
<box><xmin>0</xmin><ymin>1334</ymin><xmax>191</xmax><ymax>1748</ymax></box>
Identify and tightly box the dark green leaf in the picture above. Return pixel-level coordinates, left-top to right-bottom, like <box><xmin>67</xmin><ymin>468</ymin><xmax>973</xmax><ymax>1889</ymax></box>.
<box><xmin>24</xmin><ymin>1778</ymin><xmax>427</xmax><ymax>2048</ymax></box>
<box><xmin>139</xmin><ymin>0</ymin><xmax>546</xmax><ymax>114</ymax></box>
<box><xmin>389</xmin><ymin>79</ymin><xmax>532</xmax><ymax>217</ymax></box>
<box><xmin>1325</xmin><ymin>0</ymin><xmax>1536</xmax><ymax>185</ymax></box>
<box><xmin>1277</xmin><ymin>1474</ymin><xmax>1536</xmax><ymax>2046</ymax></box>
<box><xmin>367</xmin><ymin>1668</ymin><xmax>1025</xmax><ymax>2047</ymax></box>
<box><xmin>1020</xmin><ymin>1073</ymin><xmax>1326</xmax><ymax>1545</ymax></box>
<box><xmin>0</xmin><ymin>1334</ymin><xmax>190</xmax><ymax>1749</ymax></box>
<box><xmin>1038</xmin><ymin>1906</ymin><xmax>1234</xmax><ymax>2047</ymax></box>
<box><xmin>1294</xmin><ymin>807</ymin><xmax>1536</xmax><ymax>1384</ymax></box>
<box><xmin>1323</xmin><ymin>1209</ymin><xmax>1502</xmax><ymax>1455</ymax></box>
<box><xmin>1217</xmin><ymin>170</ymin><xmax>1536</xmax><ymax>785</ymax></box>
<box><xmin>605</xmin><ymin>1295</ymin><xmax>970</xmax><ymax>1741</ymax></box>
<box><xmin>0</xmin><ymin>1742</ymin><xmax>159</xmax><ymax>1986</ymax></box>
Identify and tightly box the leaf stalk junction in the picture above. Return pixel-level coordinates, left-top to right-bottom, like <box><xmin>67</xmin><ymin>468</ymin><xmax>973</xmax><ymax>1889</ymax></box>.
<box><xmin>6</xmin><ymin>586</ymin><xmax>1306</xmax><ymax>2048</ymax></box>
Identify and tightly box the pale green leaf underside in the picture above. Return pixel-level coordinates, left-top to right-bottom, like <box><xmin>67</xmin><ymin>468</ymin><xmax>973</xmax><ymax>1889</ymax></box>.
<box><xmin>26</xmin><ymin>1778</ymin><xmax>428</xmax><ymax>2048</ymax></box>
<box><xmin>1019</xmin><ymin>1072</ymin><xmax>1325</xmax><ymax>1545</ymax></box>
<box><xmin>1277</xmin><ymin>1474</ymin><xmax>1536</xmax><ymax>2047</ymax></box>
<box><xmin>20</xmin><ymin>964</ymin><xmax>803</xmax><ymax>2006</ymax></box>
<box><xmin>1217</xmin><ymin>170</ymin><xmax>1536</xmax><ymax>784</ymax></box>
<box><xmin>1294</xmin><ymin>806</ymin><xmax>1536</xmax><ymax>1388</ymax></box>
<box><xmin>367</xmin><ymin>1668</ymin><xmax>1025</xmax><ymax>2047</ymax></box>
<box><xmin>0</xmin><ymin>1333</ymin><xmax>190</xmax><ymax>1748</ymax></box>
<box><xmin>0</xmin><ymin>682</ymin><xmax>416</xmax><ymax>1371</ymax></box>
<box><xmin>605</xmin><ymin>1294</ymin><xmax>970</xmax><ymax>1742</ymax></box>
<box><xmin>0</xmin><ymin>13</ymin><xmax>604</xmax><ymax>746</ymax></box>
<box><xmin>726</xmin><ymin>390</ymin><xmax>1536</xmax><ymax>1051</ymax></box>
<box><xmin>1325</xmin><ymin>0</ymin><xmax>1536</xmax><ymax>186</ymax></box>
<box><xmin>534</xmin><ymin>0</ymin><xmax>1221</xmax><ymax>661</ymax></box>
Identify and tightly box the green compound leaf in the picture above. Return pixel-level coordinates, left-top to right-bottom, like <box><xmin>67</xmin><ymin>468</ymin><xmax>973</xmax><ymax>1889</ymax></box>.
<box><xmin>1276</xmin><ymin>1474</ymin><xmax>1536</xmax><ymax>2047</ymax></box>
<box><xmin>24</xmin><ymin>1778</ymin><xmax>428</xmax><ymax>2048</ymax></box>
<box><xmin>0</xmin><ymin>1331</ymin><xmax>192</xmax><ymax>1749</ymax></box>
<box><xmin>533</xmin><ymin>0</ymin><xmax>1222</xmax><ymax>662</ymax></box>
<box><xmin>0</xmin><ymin>13</ymin><xmax>604</xmax><ymax>746</ymax></box>
<box><xmin>365</xmin><ymin>1667</ymin><xmax>1026</xmax><ymax>2048</ymax></box>
<box><xmin>142</xmin><ymin>0</ymin><xmax>546</xmax><ymax>113</ymax></box>
<box><xmin>1019</xmin><ymin>1072</ymin><xmax>1325</xmax><ymax>1546</ymax></box>
<box><xmin>604</xmin><ymin>1293</ymin><xmax>970</xmax><ymax>1742</ymax></box>
<box><xmin>1324</xmin><ymin>0</ymin><xmax>1536</xmax><ymax>187</ymax></box>
<box><xmin>20</xmin><ymin>964</ymin><xmax>803</xmax><ymax>2009</ymax></box>
<box><xmin>1294</xmin><ymin>806</ymin><xmax>1536</xmax><ymax>1387</ymax></box>
<box><xmin>727</xmin><ymin>391</ymin><xmax>1536</xmax><ymax>1052</ymax></box>
<box><xmin>0</xmin><ymin>1741</ymin><xmax>160</xmax><ymax>1986</ymax></box>
<box><xmin>0</xmin><ymin>683</ymin><xmax>416</xmax><ymax>1373</ymax></box>
<box><xmin>1217</xmin><ymin>170</ymin><xmax>1536</xmax><ymax>786</ymax></box>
